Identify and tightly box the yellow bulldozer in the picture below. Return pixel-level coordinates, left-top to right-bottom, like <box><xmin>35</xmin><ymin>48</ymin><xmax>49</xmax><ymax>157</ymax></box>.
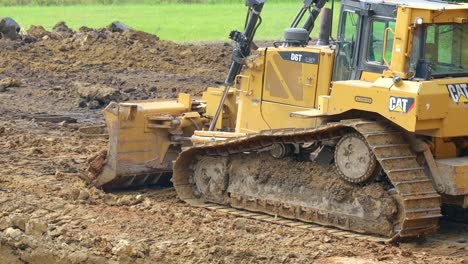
<box><xmin>89</xmin><ymin>0</ymin><xmax>468</xmax><ymax>240</ymax></box>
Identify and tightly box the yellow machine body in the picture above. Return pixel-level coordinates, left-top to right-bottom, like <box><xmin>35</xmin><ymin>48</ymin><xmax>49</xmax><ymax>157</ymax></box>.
<box><xmin>95</xmin><ymin>0</ymin><xmax>468</xmax><ymax>209</ymax></box>
<box><xmin>226</xmin><ymin>3</ymin><xmax>468</xmax><ymax>206</ymax></box>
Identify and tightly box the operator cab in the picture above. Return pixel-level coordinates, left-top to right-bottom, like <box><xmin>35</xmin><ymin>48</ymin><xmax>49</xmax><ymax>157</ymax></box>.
<box><xmin>333</xmin><ymin>0</ymin><xmax>397</xmax><ymax>81</ymax></box>
<box><xmin>333</xmin><ymin>0</ymin><xmax>468</xmax><ymax>82</ymax></box>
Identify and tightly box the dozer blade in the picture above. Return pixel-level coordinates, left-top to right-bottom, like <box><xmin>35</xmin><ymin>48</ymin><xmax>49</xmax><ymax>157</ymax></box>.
<box><xmin>89</xmin><ymin>95</ymin><xmax>198</xmax><ymax>191</ymax></box>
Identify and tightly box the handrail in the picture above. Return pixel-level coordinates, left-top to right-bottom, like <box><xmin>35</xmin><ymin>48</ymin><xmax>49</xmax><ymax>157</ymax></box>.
<box><xmin>382</xmin><ymin>27</ymin><xmax>395</xmax><ymax>68</ymax></box>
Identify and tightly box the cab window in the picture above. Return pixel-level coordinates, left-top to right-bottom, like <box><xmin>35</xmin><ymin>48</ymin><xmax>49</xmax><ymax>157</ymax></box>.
<box><xmin>367</xmin><ymin>20</ymin><xmax>395</xmax><ymax>65</ymax></box>
<box><xmin>334</xmin><ymin>10</ymin><xmax>359</xmax><ymax>81</ymax></box>
<box><xmin>341</xmin><ymin>11</ymin><xmax>358</xmax><ymax>42</ymax></box>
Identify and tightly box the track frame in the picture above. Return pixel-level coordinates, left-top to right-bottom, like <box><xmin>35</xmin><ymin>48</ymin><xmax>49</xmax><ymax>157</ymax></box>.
<box><xmin>173</xmin><ymin>119</ymin><xmax>442</xmax><ymax>240</ymax></box>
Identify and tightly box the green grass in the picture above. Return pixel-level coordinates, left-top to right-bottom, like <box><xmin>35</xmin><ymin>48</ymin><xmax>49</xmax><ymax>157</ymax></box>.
<box><xmin>0</xmin><ymin>0</ymin><xmax>308</xmax><ymax>6</ymax></box>
<box><xmin>0</xmin><ymin>3</ymin><xmax>340</xmax><ymax>42</ymax></box>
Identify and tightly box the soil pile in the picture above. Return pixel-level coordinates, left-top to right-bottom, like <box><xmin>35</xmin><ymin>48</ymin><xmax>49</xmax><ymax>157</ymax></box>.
<box><xmin>52</xmin><ymin>21</ymin><xmax>75</xmax><ymax>38</ymax></box>
<box><xmin>26</xmin><ymin>25</ymin><xmax>50</xmax><ymax>39</ymax></box>
<box><xmin>0</xmin><ymin>21</ymin><xmax>230</xmax><ymax>116</ymax></box>
<box><xmin>0</xmin><ymin>77</ymin><xmax>21</xmax><ymax>92</ymax></box>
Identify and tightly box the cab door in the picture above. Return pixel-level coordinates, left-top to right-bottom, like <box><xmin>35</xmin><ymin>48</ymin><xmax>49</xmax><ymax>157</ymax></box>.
<box><xmin>333</xmin><ymin>9</ymin><xmax>361</xmax><ymax>81</ymax></box>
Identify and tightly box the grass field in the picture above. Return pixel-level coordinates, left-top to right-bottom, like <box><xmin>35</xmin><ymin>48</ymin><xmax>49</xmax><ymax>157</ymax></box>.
<box><xmin>0</xmin><ymin>3</ymin><xmax>340</xmax><ymax>42</ymax></box>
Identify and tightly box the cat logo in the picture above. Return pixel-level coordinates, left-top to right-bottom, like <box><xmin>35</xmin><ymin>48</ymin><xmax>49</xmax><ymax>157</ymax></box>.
<box><xmin>447</xmin><ymin>83</ymin><xmax>468</xmax><ymax>104</ymax></box>
<box><xmin>389</xmin><ymin>96</ymin><xmax>415</xmax><ymax>113</ymax></box>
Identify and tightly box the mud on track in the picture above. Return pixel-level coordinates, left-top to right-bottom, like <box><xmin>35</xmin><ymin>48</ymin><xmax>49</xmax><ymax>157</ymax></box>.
<box><xmin>0</xmin><ymin>23</ymin><xmax>467</xmax><ymax>263</ymax></box>
<box><xmin>193</xmin><ymin>153</ymin><xmax>397</xmax><ymax>236</ymax></box>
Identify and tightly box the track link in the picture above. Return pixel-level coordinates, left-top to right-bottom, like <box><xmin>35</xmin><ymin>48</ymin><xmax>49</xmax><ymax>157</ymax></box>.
<box><xmin>353</xmin><ymin>121</ymin><xmax>442</xmax><ymax>237</ymax></box>
<box><xmin>173</xmin><ymin>119</ymin><xmax>442</xmax><ymax>239</ymax></box>
<box><xmin>201</xmin><ymin>203</ymin><xmax>388</xmax><ymax>243</ymax></box>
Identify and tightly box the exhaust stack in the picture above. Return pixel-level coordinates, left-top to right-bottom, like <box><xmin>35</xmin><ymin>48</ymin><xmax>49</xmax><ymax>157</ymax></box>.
<box><xmin>317</xmin><ymin>8</ymin><xmax>332</xmax><ymax>46</ymax></box>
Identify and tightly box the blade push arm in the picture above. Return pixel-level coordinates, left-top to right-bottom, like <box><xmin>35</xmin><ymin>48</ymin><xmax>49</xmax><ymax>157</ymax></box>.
<box><xmin>302</xmin><ymin>0</ymin><xmax>328</xmax><ymax>34</ymax></box>
<box><xmin>209</xmin><ymin>0</ymin><xmax>266</xmax><ymax>131</ymax></box>
<box><xmin>225</xmin><ymin>0</ymin><xmax>266</xmax><ymax>86</ymax></box>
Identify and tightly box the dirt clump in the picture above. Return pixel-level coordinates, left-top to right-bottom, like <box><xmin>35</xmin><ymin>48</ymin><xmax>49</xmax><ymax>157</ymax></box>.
<box><xmin>75</xmin><ymin>82</ymin><xmax>125</xmax><ymax>109</ymax></box>
<box><xmin>87</xmin><ymin>150</ymin><xmax>107</xmax><ymax>181</ymax></box>
<box><xmin>52</xmin><ymin>21</ymin><xmax>75</xmax><ymax>39</ymax></box>
<box><xmin>0</xmin><ymin>77</ymin><xmax>21</xmax><ymax>92</ymax></box>
<box><xmin>26</xmin><ymin>25</ymin><xmax>50</xmax><ymax>40</ymax></box>
<box><xmin>121</xmin><ymin>29</ymin><xmax>160</xmax><ymax>43</ymax></box>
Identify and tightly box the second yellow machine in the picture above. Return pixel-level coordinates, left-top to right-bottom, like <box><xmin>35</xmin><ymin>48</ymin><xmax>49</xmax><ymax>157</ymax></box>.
<box><xmin>91</xmin><ymin>0</ymin><xmax>468</xmax><ymax>239</ymax></box>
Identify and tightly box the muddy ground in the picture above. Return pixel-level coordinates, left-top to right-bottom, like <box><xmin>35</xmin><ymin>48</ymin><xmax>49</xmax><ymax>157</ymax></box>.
<box><xmin>0</xmin><ymin>23</ymin><xmax>467</xmax><ymax>263</ymax></box>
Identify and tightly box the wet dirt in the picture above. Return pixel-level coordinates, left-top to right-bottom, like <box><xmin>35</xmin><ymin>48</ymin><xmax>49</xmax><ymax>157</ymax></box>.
<box><xmin>224</xmin><ymin>153</ymin><xmax>397</xmax><ymax>236</ymax></box>
<box><xmin>193</xmin><ymin>153</ymin><xmax>399</xmax><ymax>236</ymax></box>
<box><xmin>0</xmin><ymin>23</ymin><xmax>467</xmax><ymax>263</ymax></box>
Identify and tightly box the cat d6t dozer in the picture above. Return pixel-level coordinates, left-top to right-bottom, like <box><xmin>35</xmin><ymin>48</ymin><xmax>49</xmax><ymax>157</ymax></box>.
<box><xmin>92</xmin><ymin>0</ymin><xmax>468</xmax><ymax>239</ymax></box>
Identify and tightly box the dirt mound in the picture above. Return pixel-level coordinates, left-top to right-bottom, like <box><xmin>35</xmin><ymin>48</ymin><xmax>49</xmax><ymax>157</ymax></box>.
<box><xmin>0</xmin><ymin>77</ymin><xmax>21</xmax><ymax>92</ymax></box>
<box><xmin>26</xmin><ymin>25</ymin><xmax>50</xmax><ymax>39</ymax></box>
<box><xmin>75</xmin><ymin>82</ymin><xmax>126</xmax><ymax>109</ymax></box>
<box><xmin>52</xmin><ymin>21</ymin><xmax>75</xmax><ymax>39</ymax></box>
<box><xmin>0</xmin><ymin>22</ymin><xmax>230</xmax><ymax>115</ymax></box>
<box><xmin>121</xmin><ymin>29</ymin><xmax>160</xmax><ymax>43</ymax></box>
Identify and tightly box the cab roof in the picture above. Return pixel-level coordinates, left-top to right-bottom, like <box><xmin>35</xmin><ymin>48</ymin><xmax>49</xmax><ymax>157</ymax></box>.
<box><xmin>357</xmin><ymin>0</ymin><xmax>468</xmax><ymax>10</ymax></box>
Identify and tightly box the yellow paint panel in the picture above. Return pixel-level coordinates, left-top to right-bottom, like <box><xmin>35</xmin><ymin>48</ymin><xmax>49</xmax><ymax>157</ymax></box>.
<box><xmin>263</xmin><ymin>47</ymin><xmax>319</xmax><ymax>108</ymax></box>
<box><xmin>436</xmin><ymin>158</ymin><xmax>468</xmax><ymax>195</ymax></box>
<box><xmin>235</xmin><ymin>49</ymin><xmax>270</xmax><ymax>133</ymax></box>
<box><xmin>235</xmin><ymin>46</ymin><xmax>334</xmax><ymax>133</ymax></box>
<box><xmin>327</xmin><ymin>78</ymin><xmax>419</xmax><ymax>132</ymax></box>
<box><xmin>417</xmin><ymin>82</ymin><xmax>450</xmax><ymax>121</ymax></box>
<box><xmin>360</xmin><ymin>71</ymin><xmax>383</xmax><ymax>82</ymax></box>
<box><xmin>202</xmin><ymin>87</ymin><xmax>237</xmax><ymax>130</ymax></box>
<box><xmin>455</xmin><ymin>166</ymin><xmax>468</xmax><ymax>174</ymax></box>
<box><xmin>261</xmin><ymin>101</ymin><xmax>317</xmax><ymax>129</ymax></box>
<box><xmin>323</xmin><ymin>76</ymin><xmax>468</xmax><ymax>137</ymax></box>
<box><xmin>456</xmin><ymin>173</ymin><xmax>468</xmax><ymax>189</ymax></box>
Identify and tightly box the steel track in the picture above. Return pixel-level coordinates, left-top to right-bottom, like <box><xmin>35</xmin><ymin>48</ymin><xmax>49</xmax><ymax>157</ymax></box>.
<box><xmin>173</xmin><ymin>119</ymin><xmax>442</xmax><ymax>240</ymax></box>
